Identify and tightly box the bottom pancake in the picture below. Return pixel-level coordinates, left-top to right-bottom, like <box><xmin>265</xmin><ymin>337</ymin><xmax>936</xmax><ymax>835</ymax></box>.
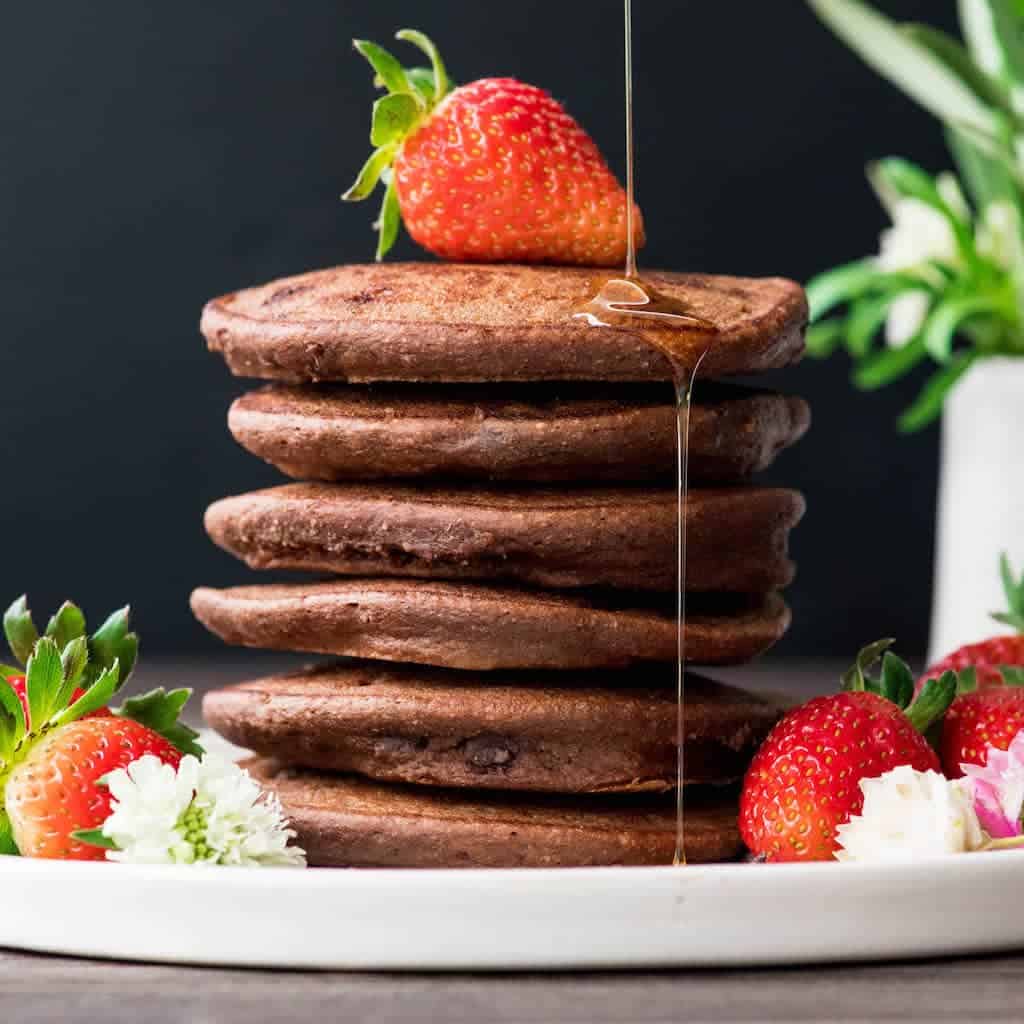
<box><xmin>205</xmin><ymin>662</ymin><xmax>781</xmax><ymax>793</ymax></box>
<box><xmin>190</xmin><ymin>581</ymin><xmax>790</xmax><ymax>670</ymax></box>
<box><xmin>247</xmin><ymin>758</ymin><xmax>742</xmax><ymax>867</ymax></box>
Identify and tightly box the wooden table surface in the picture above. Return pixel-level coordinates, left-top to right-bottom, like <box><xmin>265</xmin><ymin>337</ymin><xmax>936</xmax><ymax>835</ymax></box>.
<box><xmin>6</xmin><ymin>657</ymin><xmax>1024</xmax><ymax>1024</ymax></box>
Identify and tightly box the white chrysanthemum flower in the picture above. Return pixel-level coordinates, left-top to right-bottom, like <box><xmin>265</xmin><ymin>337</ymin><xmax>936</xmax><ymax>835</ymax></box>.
<box><xmin>835</xmin><ymin>766</ymin><xmax>986</xmax><ymax>863</ymax></box>
<box><xmin>101</xmin><ymin>754</ymin><xmax>306</xmax><ymax>867</ymax></box>
<box><xmin>873</xmin><ymin>172</ymin><xmax>967</xmax><ymax>348</ymax></box>
<box><xmin>977</xmin><ymin>200</ymin><xmax>1020</xmax><ymax>274</ymax></box>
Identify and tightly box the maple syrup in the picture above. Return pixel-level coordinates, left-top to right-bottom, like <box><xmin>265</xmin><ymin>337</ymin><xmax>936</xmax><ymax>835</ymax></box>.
<box><xmin>573</xmin><ymin>0</ymin><xmax>719</xmax><ymax>866</ymax></box>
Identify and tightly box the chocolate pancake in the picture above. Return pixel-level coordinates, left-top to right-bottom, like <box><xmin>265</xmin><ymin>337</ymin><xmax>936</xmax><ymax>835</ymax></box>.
<box><xmin>204</xmin><ymin>662</ymin><xmax>781</xmax><ymax>793</ymax></box>
<box><xmin>202</xmin><ymin>263</ymin><xmax>806</xmax><ymax>383</ymax></box>
<box><xmin>204</xmin><ymin>483</ymin><xmax>805</xmax><ymax>594</ymax></box>
<box><xmin>246</xmin><ymin>758</ymin><xmax>742</xmax><ymax>866</ymax></box>
<box><xmin>228</xmin><ymin>382</ymin><xmax>811</xmax><ymax>484</ymax></box>
<box><xmin>190</xmin><ymin>581</ymin><xmax>790</xmax><ymax>669</ymax></box>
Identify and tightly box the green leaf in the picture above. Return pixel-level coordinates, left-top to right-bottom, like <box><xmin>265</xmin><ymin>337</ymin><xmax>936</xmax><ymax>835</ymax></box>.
<box><xmin>807</xmin><ymin>0</ymin><xmax>998</xmax><ymax>137</ymax></box>
<box><xmin>806</xmin><ymin>319</ymin><xmax>846</xmax><ymax>357</ymax></box>
<box><xmin>370</xmin><ymin>93</ymin><xmax>420</xmax><ymax>148</ymax></box>
<box><xmin>375</xmin><ymin>176</ymin><xmax>402</xmax><ymax>262</ymax></box>
<box><xmin>879</xmin><ymin>651</ymin><xmax>916</xmax><ymax>709</ymax></box>
<box><xmin>55</xmin><ymin>662</ymin><xmax>119</xmax><ymax>726</ymax></box>
<box><xmin>841</xmin><ymin>638</ymin><xmax>896</xmax><ymax>692</ymax></box>
<box><xmin>342</xmin><ymin>145</ymin><xmax>395</xmax><ymax>203</ymax></box>
<box><xmin>806</xmin><ymin>260</ymin><xmax>884</xmax><ymax>321</ymax></box>
<box><xmin>903</xmin><ymin>23</ymin><xmax>1014</xmax><ymax>115</ymax></box>
<box><xmin>1001</xmin><ymin>666</ymin><xmax>1024</xmax><ymax>686</ymax></box>
<box><xmin>55</xmin><ymin>636</ymin><xmax>89</xmax><ymax>708</ymax></box>
<box><xmin>353</xmin><ymin>39</ymin><xmax>412</xmax><ymax>96</ymax></box>
<box><xmin>407</xmin><ymin>67</ymin><xmax>438</xmax><ymax>105</ymax></box>
<box><xmin>25</xmin><ymin>638</ymin><xmax>63</xmax><ymax>730</ymax></box>
<box><xmin>0</xmin><ymin>814</ymin><xmax>18</xmax><ymax>856</ymax></box>
<box><xmin>844</xmin><ymin>292</ymin><xmax>903</xmax><ymax>358</ymax></box>
<box><xmin>993</xmin><ymin>551</ymin><xmax>1024</xmax><ymax>630</ymax></box>
<box><xmin>44</xmin><ymin>602</ymin><xmax>86</xmax><ymax>651</ymax></box>
<box><xmin>853</xmin><ymin>335</ymin><xmax>929</xmax><ymax>389</ymax></box>
<box><xmin>0</xmin><ymin>664</ymin><xmax>22</xmax><ymax>680</ymax></box>
<box><xmin>947</xmin><ymin>124</ymin><xmax>1018</xmax><ymax>209</ymax></box>
<box><xmin>3</xmin><ymin>596</ymin><xmax>37</xmax><ymax>665</ymax></box>
<box><xmin>87</xmin><ymin>607</ymin><xmax>135</xmax><ymax>686</ymax></box>
<box><xmin>956</xmin><ymin>666</ymin><xmax>980</xmax><ymax>694</ymax></box>
<box><xmin>959</xmin><ymin>0</ymin><xmax>1024</xmax><ymax>86</ymax></box>
<box><xmin>0</xmin><ymin>676</ymin><xmax>25</xmax><ymax>745</ymax></box>
<box><xmin>923</xmin><ymin>295</ymin><xmax>1004</xmax><ymax>361</ymax></box>
<box><xmin>70</xmin><ymin>827</ymin><xmax>117</xmax><ymax>851</ymax></box>
<box><xmin>396</xmin><ymin>29</ymin><xmax>450</xmax><ymax>102</ymax></box>
<box><xmin>905</xmin><ymin>671</ymin><xmax>958</xmax><ymax>733</ymax></box>
<box><xmin>899</xmin><ymin>349</ymin><xmax>981</xmax><ymax>431</ymax></box>
<box><xmin>115</xmin><ymin>687</ymin><xmax>203</xmax><ymax>757</ymax></box>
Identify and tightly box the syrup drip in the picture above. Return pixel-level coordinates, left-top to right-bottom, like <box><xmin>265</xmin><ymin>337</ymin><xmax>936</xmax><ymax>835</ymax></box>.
<box><xmin>573</xmin><ymin>0</ymin><xmax>719</xmax><ymax>867</ymax></box>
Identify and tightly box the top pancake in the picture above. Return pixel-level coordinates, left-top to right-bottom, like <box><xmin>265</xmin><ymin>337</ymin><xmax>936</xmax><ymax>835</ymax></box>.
<box><xmin>202</xmin><ymin>263</ymin><xmax>807</xmax><ymax>383</ymax></box>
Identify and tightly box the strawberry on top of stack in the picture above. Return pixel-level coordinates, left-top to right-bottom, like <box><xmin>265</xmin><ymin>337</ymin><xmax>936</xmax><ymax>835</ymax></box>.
<box><xmin>741</xmin><ymin>556</ymin><xmax>1024</xmax><ymax>862</ymax></box>
<box><xmin>0</xmin><ymin>596</ymin><xmax>199</xmax><ymax>860</ymax></box>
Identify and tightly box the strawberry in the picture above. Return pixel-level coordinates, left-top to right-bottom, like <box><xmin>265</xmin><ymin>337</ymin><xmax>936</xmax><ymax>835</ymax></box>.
<box><xmin>6</xmin><ymin>718</ymin><xmax>181</xmax><ymax>860</ymax></box>
<box><xmin>0</xmin><ymin>594</ymin><xmax>201</xmax><ymax>857</ymax></box>
<box><xmin>343</xmin><ymin>30</ymin><xmax>643</xmax><ymax>264</ymax></box>
<box><xmin>939</xmin><ymin>670</ymin><xmax>1024</xmax><ymax>778</ymax></box>
<box><xmin>740</xmin><ymin>640</ymin><xmax>956</xmax><ymax>862</ymax></box>
<box><xmin>919</xmin><ymin>554</ymin><xmax>1024</xmax><ymax>691</ymax></box>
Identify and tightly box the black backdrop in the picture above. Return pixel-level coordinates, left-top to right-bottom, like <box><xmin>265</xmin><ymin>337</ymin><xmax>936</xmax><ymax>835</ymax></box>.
<box><xmin>1</xmin><ymin>0</ymin><xmax>959</xmax><ymax>656</ymax></box>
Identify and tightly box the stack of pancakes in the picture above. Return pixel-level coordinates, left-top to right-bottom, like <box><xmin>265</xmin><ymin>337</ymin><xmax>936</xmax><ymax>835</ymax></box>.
<box><xmin>193</xmin><ymin>263</ymin><xmax>809</xmax><ymax>867</ymax></box>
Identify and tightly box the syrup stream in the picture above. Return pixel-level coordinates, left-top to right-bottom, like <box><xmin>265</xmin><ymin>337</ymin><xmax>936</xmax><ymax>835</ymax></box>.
<box><xmin>574</xmin><ymin>0</ymin><xmax>720</xmax><ymax>866</ymax></box>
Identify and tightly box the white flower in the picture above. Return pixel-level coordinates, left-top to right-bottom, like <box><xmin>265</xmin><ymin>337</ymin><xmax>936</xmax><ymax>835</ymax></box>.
<box><xmin>101</xmin><ymin>754</ymin><xmax>306</xmax><ymax>867</ymax></box>
<box><xmin>873</xmin><ymin>172</ymin><xmax>966</xmax><ymax>347</ymax></box>
<box><xmin>835</xmin><ymin>766</ymin><xmax>986</xmax><ymax>863</ymax></box>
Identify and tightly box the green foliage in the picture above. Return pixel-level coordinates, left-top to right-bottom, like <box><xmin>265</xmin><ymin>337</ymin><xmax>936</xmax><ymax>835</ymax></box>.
<box><xmin>343</xmin><ymin>30</ymin><xmax>454</xmax><ymax>260</ymax></box>
<box><xmin>806</xmin><ymin>0</ymin><xmax>1024</xmax><ymax>429</ymax></box>
<box><xmin>993</xmin><ymin>552</ymin><xmax>1024</xmax><ymax>631</ymax></box>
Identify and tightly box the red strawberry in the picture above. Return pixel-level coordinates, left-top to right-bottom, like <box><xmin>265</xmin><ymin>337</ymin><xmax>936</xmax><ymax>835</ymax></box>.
<box><xmin>919</xmin><ymin>554</ymin><xmax>1024</xmax><ymax>691</ymax></box>
<box><xmin>0</xmin><ymin>594</ymin><xmax>202</xmax><ymax>857</ymax></box>
<box><xmin>940</xmin><ymin>680</ymin><xmax>1024</xmax><ymax>778</ymax></box>
<box><xmin>6</xmin><ymin>718</ymin><xmax>181</xmax><ymax>860</ymax></box>
<box><xmin>740</xmin><ymin>641</ymin><xmax>955</xmax><ymax>862</ymax></box>
<box><xmin>343</xmin><ymin>30</ymin><xmax>643</xmax><ymax>264</ymax></box>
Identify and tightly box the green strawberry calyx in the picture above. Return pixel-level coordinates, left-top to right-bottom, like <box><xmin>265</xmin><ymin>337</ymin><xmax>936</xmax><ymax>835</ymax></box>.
<box><xmin>992</xmin><ymin>552</ymin><xmax>1024</xmax><ymax>634</ymax></box>
<box><xmin>0</xmin><ymin>595</ymin><xmax>201</xmax><ymax>856</ymax></box>
<box><xmin>841</xmin><ymin>638</ymin><xmax>957</xmax><ymax>734</ymax></box>
<box><xmin>342</xmin><ymin>29</ymin><xmax>455</xmax><ymax>260</ymax></box>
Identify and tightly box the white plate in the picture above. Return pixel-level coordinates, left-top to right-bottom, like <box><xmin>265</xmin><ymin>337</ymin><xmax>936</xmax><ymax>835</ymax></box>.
<box><xmin>4</xmin><ymin>851</ymin><xmax>1024</xmax><ymax>970</ymax></box>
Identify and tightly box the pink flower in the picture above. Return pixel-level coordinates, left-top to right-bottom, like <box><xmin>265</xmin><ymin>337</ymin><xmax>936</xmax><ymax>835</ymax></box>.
<box><xmin>962</xmin><ymin>732</ymin><xmax>1024</xmax><ymax>840</ymax></box>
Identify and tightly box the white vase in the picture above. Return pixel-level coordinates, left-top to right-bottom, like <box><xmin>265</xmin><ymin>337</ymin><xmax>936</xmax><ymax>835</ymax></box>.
<box><xmin>929</xmin><ymin>356</ymin><xmax>1024</xmax><ymax>663</ymax></box>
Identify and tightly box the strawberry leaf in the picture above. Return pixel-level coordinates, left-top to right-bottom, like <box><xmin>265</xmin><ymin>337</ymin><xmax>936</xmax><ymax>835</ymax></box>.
<box><xmin>0</xmin><ymin>677</ymin><xmax>25</xmax><ymax>751</ymax></box>
<box><xmin>25</xmin><ymin>638</ymin><xmax>63</xmax><ymax>730</ymax></box>
<box><xmin>1001</xmin><ymin>666</ymin><xmax>1024</xmax><ymax>687</ymax></box>
<box><xmin>86</xmin><ymin>607</ymin><xmax>137</xmax><ymax>688</ymax></box>
<box><xmin>55</xmin><ymin>662</ymin><xmax>119</xmax><ymax>726</ymax></box>
<box><xmin>375</xmin><ymin>177</ymin><xmax>401</xmax><ymax>262</ymax></box>
<box><xmin>115</xmin><ymin>688</ymin><xmax>203</xmax><ymax>757</ymax></box>
<box><xmin>343</xmin><ymin>145</ymin><xmax>396</xmax><ymax>202</ymax></box>
<box><xmin>406</xmin><ymin>67</ymin><xmax>438</xmax><ymax>105</ymax></box>
<box><xmin>0</xmin><ymin>813</ymin><xmax>17</xmax><ymax>856</ymax></box>
<box><xmin>371</xmin><ymin>93</ymin><xmax>420</xmax><ymax>148</ymax></box>
<box><xmin>905</xmin><ymin>670</ymin><xmax>958</xmax><ymax>733</ymax></box>
<box><xmin>70</xmin><ymin>828</ymin><xmax>117</xmax><ymax>851</ymax></box>
<box><xmin>879</xmin><ymin>651</ymin><xmax>915</xmax><ymax>709</ymax></box>
<box><xmin>44</xmin><ymin>601</ymin><xmax>86</xmax><ymax>650</ymax></box>
<box><xmin>3</xmin><ymin>596</ymin><xmax>37</xmax><ymax>666</ymax></box>
<box><xmin>992</xmin><ymin>552</ymin><xmax>1024</xmax><ymax>632</ymax></box>
<box><xmin>956</xmin><ymin>666</ymin><xmax>980</xmax><ymax>695</ymax></box>
<box><xmin>842</xmin><ymin>638</ymin><xmax>896</xmax><ymax>692</ymax></box>
<box><xmin>0</xmin><ymin>664</ymin><xmax>21</xmax><ymax>681</ymax></box>
<box><xmin>395</xmin><ymin>29</ymin><xmax>450</xmax><ymax>102</ymax></box>
<box><xmin>54</xmin><ymin>636</ymin><xmax>89</xmax><ymax>710</ymax></box>
<box><xmin>353</xmin><ymin>39</ymin><xmax>412</xmax><ymax>97</ymax></box>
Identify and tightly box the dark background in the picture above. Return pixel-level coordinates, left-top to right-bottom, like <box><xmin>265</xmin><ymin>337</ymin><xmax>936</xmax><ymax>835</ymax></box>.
<box><xmin>0</xmin><ymin>0</ymin><xmax>956</xmax><ymax>657</ymax></box>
